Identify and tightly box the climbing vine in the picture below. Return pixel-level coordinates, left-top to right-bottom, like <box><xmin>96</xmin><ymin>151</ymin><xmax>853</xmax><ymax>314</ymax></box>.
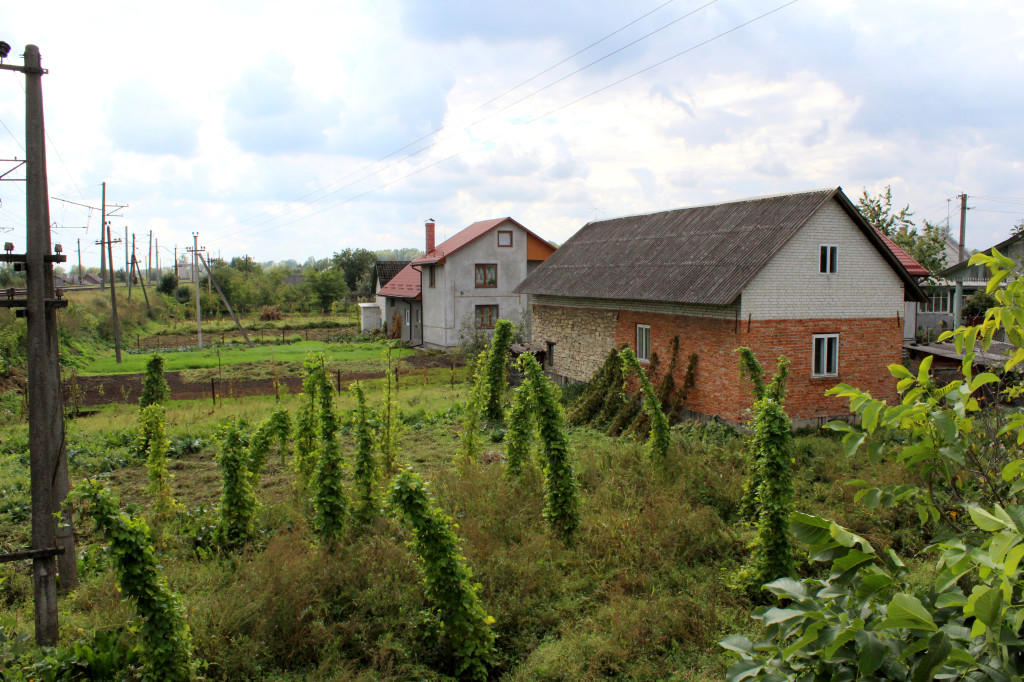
<box><xmin>216</xmin><ymin>419</ymin><xmax>258</xmax><ymax>548</ymax></box>
<box><xmin>566</xmin><ymin>347</ymin><xmax>621</xmax><ymax>426</ymax></box>
<box><xmin>293</xmin><ymin>354</ymin><xmax>322</xmax><ymax>489</ymax></box>
<box><xmin>736</xmin><ymin>348</ymin><xmax>791</xmax><ymax>519</ymax></box>
<box><xmin>138</xmin><ymin>404</ymin><xmax>177</xmax><ymax>527</ymax></box>
<box><xmin>389</xmin><ymin>468</ymin><xmax>497</xmax><ymax>681</ymax></box>
<box><xmin>248</xmin><ymin>403</ymin><xmax>292</xmax><ymax>479</ymax></box>
<box><xmin>619</xmin><ymin>348</ymin><xmax>671</xmax><ymax>464</ymax></box>
<box><xmin>350</xmin><ymin>381</ymin><xmax>379</xmax><ymax>525</ymax></box>
<box><xmin>458</xmin><ymin>351</ymin><xmax>488</xmax><ymax>464</ymax></box>
<box><xmin>483</xmin><ymin>318</ymin><xmax>515</xmax><ymax>422</ymax></box>
<box><xmin>520</xmin><ymin>354</ymin><xmax>580</xmax><ymax>541</ymax></box>
<box><xmin>503</xmin><ymin>380</ymin><xmax>534</xmax><ymax>477</ymax></box>
<box><xmin>378</xmin><ymin>340</ymin><xmax>403</xmax><ymax>473</ymax></box>
<box><xmin>312</xmin><ymin>358</ymin><xmax>348</xmax><ymax>541</ymax></box>
<box><xmin>72</xmin><ymin>481</ymin><xmax>195</xmax><ymax>681</ymax></box>
<box><xmin>139</xmin><ymin>353</ymin><xmax>170</xmax><ymax>408</ymax></box>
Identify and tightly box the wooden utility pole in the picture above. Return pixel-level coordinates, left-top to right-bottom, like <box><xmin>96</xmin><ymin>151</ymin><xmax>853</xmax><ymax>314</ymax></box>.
<box><xmin>198</xmin><ymin>252</ymin><xmax>252</xmax><ymax>346</ymax></box>
<box><xmin>953</xmin><ymin>193</ymin><xmax>969</xmax><ymax>328</ymax></box>
<box><xmin>128</xmin><ymin>233</ymin><xmax>134</xmax><ymax>299</ymax></box>
<box><xmin>96</xmin><ymin>201</ymin><xmax>123</xmax><ymax>363</ymax></box>
<box><xmin>148</xmin><ymin>229</ymin><xmax>153</xmax><ymax>282</ymax></box>
<box><xmin>76</xmin><ymin>237</ymin><xmax>81</xmax><ymax>280</ymax></box>
<box><xmin>0</xmin><ymin>42</ymin><xmax>77</xmax><ymax>646</ymax></box>
<box><xmin>189</xmin><ymin>233</ymin><xmax>204</xmax><ymax>348</ymax></box>
<box><xmin>124</xmin><ymin>226</ymin><xmax>129</xmax><ymax>290</ymax></box>
<box><xmin>131</xmin><ymin>253</ymin><xmax>150</xmax><ymax>311</ymax></box>
<box><xmin>99</xmin><ymin>184</ymin><xmax>105</xmax><ymax>289</ymax></box>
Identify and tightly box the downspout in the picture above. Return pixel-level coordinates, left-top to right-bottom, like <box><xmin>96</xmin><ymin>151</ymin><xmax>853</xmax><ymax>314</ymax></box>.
<box><xmin>409</xmin><ymin>264</ymin><xmax>425</xmax><ymax>348</ymax></box>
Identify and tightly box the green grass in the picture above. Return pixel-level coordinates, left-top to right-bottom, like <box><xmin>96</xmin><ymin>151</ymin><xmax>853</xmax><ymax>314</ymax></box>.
<box><xmin>79</xmin><ymin>340</ymin><xmax>415</xmax><ymax>376</ymax></box>
<box><xmin>0</xmin><ymin>367</ymin><xmax>921</xmax><ymax>681</ymax></box>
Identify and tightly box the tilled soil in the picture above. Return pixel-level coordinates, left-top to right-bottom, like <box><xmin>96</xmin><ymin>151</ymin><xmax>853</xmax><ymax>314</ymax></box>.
<box><xmin>67</xmin><ymin>352</ymin><xmax>461</xmax><ymax>407</ymax></box>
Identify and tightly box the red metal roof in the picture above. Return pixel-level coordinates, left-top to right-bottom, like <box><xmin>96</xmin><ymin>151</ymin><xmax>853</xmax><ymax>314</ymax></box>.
<box><xmin>875</xmin><ymin>229</ymin><xmax>929</xmax><ymax>276</ymax></box>
<box><xmin>376</xmin><ymin>261</ymin><xmax>421</xmax><ymax>299</ymax></box>
<box><xmin>412</xmin><ymin>217</ymin><xmax>553</xmax><ymax>265</ymax></box>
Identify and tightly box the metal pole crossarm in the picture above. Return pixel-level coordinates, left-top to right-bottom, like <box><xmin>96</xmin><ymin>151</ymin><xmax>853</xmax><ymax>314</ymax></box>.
<box><xmin>0</xmin><ymin>159</ymin><xmax>26</xmax><ymax>180</ymax></box>
<box><xmin>0</xmin><ymin>62</ymin><xmax>47</xmax><ymax>74</ymax></box>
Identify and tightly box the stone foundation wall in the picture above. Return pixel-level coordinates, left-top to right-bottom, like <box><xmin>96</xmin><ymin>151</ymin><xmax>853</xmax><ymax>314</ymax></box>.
<box><xmin>532</xmin><ymin>304</ymin><xmax>618</xmax><ymax>382</ymax></box>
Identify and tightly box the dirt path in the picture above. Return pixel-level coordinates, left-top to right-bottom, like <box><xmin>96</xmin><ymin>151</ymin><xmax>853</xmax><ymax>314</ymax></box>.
<box><xmin>67</xmin><ymin>353</ymin><xmax>461</xmax><ymax>407</ymax></box>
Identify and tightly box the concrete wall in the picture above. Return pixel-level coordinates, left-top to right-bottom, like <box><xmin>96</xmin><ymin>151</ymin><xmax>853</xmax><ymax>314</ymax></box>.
<box><xmin>421</xmin><ymin>221</ymin><xmax>530</xmax><ymax>348</ymax></box>
<box><xmin>740</xmin><ymin>200</ymin><xmax>905</xmax><ymax>320</ymax></box>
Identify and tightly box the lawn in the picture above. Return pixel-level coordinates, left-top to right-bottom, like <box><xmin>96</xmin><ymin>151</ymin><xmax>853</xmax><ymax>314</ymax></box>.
<box><xmin>79</xmin><ymin>339</ymin><xmax>416</xmax><ymax>376</ymax></box>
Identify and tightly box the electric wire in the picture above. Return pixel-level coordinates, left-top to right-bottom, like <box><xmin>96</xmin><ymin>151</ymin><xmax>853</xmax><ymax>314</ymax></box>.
<box><xmin>211</xmin><ymin>0</ymin><xmax>800</xmax><ymax>244</ymax></box>
<box><xmin>0</xmin><ymin>116</ymin><xmax>24</xmax><ymax>153</ymax></box>
<box><xmin>210</xmin><ymin>0</ymin><xmax>718</xmax><ymax>237</ymax></box>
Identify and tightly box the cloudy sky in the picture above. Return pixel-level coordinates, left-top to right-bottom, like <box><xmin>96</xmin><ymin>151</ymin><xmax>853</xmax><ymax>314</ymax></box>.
<box><xmin>0</xmin><ymin>0</ymin><xmax>1021</xmax><ymax>270</ymax></box>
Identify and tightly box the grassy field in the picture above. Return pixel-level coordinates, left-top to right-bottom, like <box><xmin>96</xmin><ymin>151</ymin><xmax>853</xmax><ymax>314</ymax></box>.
<box><xmin>80</xmin><ymin>340</ymin><xmax>416</xmax><ymax>376</ymax></box>
<box><xmin>0</xmin><ymin>358</ymin><xmax>922</xmax><ymax>680</ymax></box>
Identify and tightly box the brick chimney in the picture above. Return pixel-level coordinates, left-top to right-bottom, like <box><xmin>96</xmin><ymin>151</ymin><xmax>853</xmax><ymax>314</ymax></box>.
<box><xmin>425</xmin><ymin>219</ymin><xmax>435</xmax><ymax>253</ymax></box>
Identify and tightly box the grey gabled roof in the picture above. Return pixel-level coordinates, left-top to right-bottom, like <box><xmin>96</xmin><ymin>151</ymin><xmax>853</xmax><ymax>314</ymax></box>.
<box><xmin>375</xmin><ymin>261</ymin><xmax>410</xmax><ymax>287</ymax></box>
<box><xmin>515</xmin><ymin>187</ymin><xmax>925</xmax><ymax>304</ymax></box>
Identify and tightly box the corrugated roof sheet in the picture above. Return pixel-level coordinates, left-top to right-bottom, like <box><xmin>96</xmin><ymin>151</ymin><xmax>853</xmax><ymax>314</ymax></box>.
<box><xmin>516</xmin><ymin>187</ymin><xmax>926</xmax><ymax>304</ymax></box>
<box><xmin>375</xmin><ymin>261</ymin><xmax>410</xmax><ymax>287</ymax></box>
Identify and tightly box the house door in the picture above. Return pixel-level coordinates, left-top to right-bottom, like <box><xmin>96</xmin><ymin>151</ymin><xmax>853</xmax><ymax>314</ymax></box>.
<box><xmin>411</xmin><ymin>304</ymin><xmax>423</xmax><ymax>345</ymax></box>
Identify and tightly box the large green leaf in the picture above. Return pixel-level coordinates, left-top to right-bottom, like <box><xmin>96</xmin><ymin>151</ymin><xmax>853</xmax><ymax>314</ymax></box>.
<box><xmin>879</xmin><ymin>594</ymin><xmax>937</xmax><ymax>631</ymax></box>
<box><xmin>910</xmin><ymin>632</ymin><xmax>952</xmax><ymax>682</ymax></box>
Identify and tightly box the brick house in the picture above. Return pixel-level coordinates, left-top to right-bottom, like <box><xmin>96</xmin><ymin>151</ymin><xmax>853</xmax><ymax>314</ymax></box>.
<box><xmin>378</xmin><ymin>218</ymin><xmax>556</xmax><ymax>347</ymax></box>
<box><xmin>514</xmin><ymin>187</ymin><xmax>927</xmax><ymax>427</ymax></box>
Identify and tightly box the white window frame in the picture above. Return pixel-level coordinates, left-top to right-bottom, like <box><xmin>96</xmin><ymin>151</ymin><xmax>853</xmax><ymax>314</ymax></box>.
<box><xmin>919</xmin><ymin>289</ymin><xmax>950</xmax><ymax>313</ymax></box>
<box><xmin>403</xmin><ymin>309</ymin><xmax>410</xmax><ymax>327</ymax></box>
<box><xmin>812</xmin><ymin>333</ymin><xmax>839</xmax><ymax>377</ymax></box>
<box><xmin>819</xmin><ymin>244</ymin><xmax>838</xmax><ymax>274</ymax></box>
<box><xmin>636</xmin><ymin>324</ymin><xmax>651</xmax><ymax>363</ymax></box>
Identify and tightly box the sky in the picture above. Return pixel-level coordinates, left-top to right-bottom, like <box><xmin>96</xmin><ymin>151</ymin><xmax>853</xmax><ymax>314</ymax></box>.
<box><xmin>0</xmin><ymin>0</ymin><xmax>1021</xmax><ymax>271</ymax></box>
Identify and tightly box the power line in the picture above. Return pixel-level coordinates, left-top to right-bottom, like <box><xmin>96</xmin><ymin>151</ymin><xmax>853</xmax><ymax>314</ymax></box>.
<box><xmin>0</xmin><ymin>116</ymin><xmax>24</xmax><ymax>153</ymax></box>
<box><xmin>212</xmin><ymin>0</ymin><xmax>801</xmax><ymax>244</ymax></box>
<box><xmin>210</xmin><ymin>0</ymin><xmax>718</xmax><ymax>239</ymax></box>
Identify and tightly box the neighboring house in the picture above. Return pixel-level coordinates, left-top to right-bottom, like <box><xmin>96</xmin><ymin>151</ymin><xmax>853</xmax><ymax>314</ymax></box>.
<box><xmin>871</xmin><ymin>231</ymin><xmax>930</xmax><ymax>342</ymax></box>
<box><xmin>514</xmin><ymin>187</ymin><xmax>926</xmax><ymax>427</ymax></box>
<box><xmin>359</xmin><ymin>261</ymin><xmax>409</xmax><ymax>333</ymax></box>
<box><xmin>80</xmin><ymin>273</ymin><xmax>101</xmax><ymax>286</ymax></box>
<box><xmin>377</xmin><ymin>218</ymin><xmax>556</xmax><ymax>347</ymax></box>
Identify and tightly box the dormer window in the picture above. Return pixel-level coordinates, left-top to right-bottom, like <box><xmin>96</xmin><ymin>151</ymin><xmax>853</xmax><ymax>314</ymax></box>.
<box><xmin>819</xmin><ymin>245</ymin><xmax>838</xmax><ymax>274</ymax></box>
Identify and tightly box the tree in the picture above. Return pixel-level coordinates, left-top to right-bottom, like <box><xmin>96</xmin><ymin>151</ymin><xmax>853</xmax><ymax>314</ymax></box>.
<box><xmin>331</xmin><ymin>248</ymin><xmax>377</xmax><ymax>297</ymax></box>
<box><xmin>304</xmin><ymin>267</ymin><xmax>349</xmax><ymax>314</ymax></box>
<box><xmin>156</xmin><ymin>271</ymin><xmax>178</xmax><ymax>295</ymax></box>
<box><xmin>857</xmin><ymin>185</ymin><xmax>949</xmax><ymax>273</ymax></box>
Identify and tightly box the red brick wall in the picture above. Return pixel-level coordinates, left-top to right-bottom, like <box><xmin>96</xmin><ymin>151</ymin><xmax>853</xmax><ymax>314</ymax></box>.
<box><xmin>612</xmin><ymin>311</ymin><xmax>901</xmax><ymax>423</ymax></box>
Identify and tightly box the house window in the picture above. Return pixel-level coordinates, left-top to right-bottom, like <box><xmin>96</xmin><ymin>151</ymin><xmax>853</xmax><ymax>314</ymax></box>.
<box><xmin>919</xmin><ymin>290</ymin><xmax>950</xmax><ymax>313</ymax></box>
<box><xmin>428</xmin><ymin>265</ymin><xmax>436</xmax><ymax>288</ymax></box>
<box><xmin>819</xmin><ymin>245</ymin><xmax>838</xmax><ymax>274</ymax></box>
<box><xmin>546</xmin><ymin>341</ymin><xmax>555</xmax><ymax>367</ymax></box>
<box><xmin>403</xmin><ymin>309</ymin><xmax>410</xmax><ymax>327</ymax></box>
<box><xmin>812</xmin><ymin>334</ymin><xmax>839</xmax><ymax>377</ymax></box>
<box><xmin>497</xmin><ymin>230</ymin><xmax>513</xmax><ymax>247</ymax></box>
<box><xmin>475</xmin><ymin>304</ymin><xmax>498</xmax><ymax>329</ymax></box>
<box><xmin>636</xmin><ymin>324</ymin><xmax>651</xmax><ymax>363</ymax></box>
<box><xmin>414</xmin><ymin>309</ymin><xmax>421</xmax><ymax>324</ymax></box>
<box><xmin>475</xmin><ymin>263</ymin><xmax>497</xmax><ymax>288</ymax></box>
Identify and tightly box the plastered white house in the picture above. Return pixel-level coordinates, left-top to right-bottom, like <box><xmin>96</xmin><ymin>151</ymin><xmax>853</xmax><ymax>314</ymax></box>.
<box><xmin>377</xmin><ymin>218</ymin><xmax>556</xmax><ymax>348</ymax></box>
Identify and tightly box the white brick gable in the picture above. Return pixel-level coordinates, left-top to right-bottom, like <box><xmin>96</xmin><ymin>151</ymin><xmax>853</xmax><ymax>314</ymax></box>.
<box><xmin>740</xmin><ymin>199</ymin><xmax>904</xmax><ymax>320</ymax></box>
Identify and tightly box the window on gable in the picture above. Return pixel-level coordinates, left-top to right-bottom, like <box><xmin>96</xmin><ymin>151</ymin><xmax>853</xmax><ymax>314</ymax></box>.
<box><xmin>475</xmin><ymin>263</ymin><xmax>497</xmax><ymax>288</ymax></box>
<box><xmin>497</xmin><ymin>230</ymin><xmax>513</xmax><ymax>247</ymax></box>
<box><xmin>475</xmin><ymin>305</ymin><xmax>498</xmax><ymax>329</ymax></box>
<box><xmin>428</xmin><ymin>265</ymin><xmax>436</xmax><ymax>288</ymax></box>
<box><xmin>819</xmin><ymin>245</ymin><xmax>838</xmax><ymax>274</ymax></box>
<box><xmin>636</xmin><ymin>324</ymin><xmax>651</xmax><ymax>363</ymax></box>
<box><xmin>812</xmin><ymin>334</ymin><xmax>839</xmax><ymax>377</ymax></box>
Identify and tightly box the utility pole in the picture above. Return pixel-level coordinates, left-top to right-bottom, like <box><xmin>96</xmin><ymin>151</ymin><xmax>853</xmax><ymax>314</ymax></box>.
<box><xmin>96</xmin><ymin>219</ymin><xmax>123</xmax><ymax>363</ymax></box>
<box><xmin>148</xmin><ymin>229</ymin><xmax>153</xmax><ymax>283</ymax></box>
<box><xmin>99</xmin><ymin>183</ymin><xmax>105</xmax><ymax>289</ymax></box>
<box><xmin>124</xmin><ymin>226</ymin><xmax>129</xmax><ymax>290</ymax></box>
<box><xmin>953</xmin><ymin>193</ymin><xmax>968</xmax><ymax>328</ymax></box>
<box><xmin>189</xmin><ymin>233</ymin><xmax>204</xmax><ymax>349</ymax></box>
<box><xmin>76</xmin><ymin>237</ymin><xmax>81</xmax><ymax>280</ymax></box>
<box><xmin>128</xmin><ymin>233</ymin><xmax>134</xmax><ymax>299</ymax></box>
<box><xmin>0</xmin><ymin>42</ymin><xmax>77</xmax><ymax>646</ymax></box>
<box><xmin>155</xmin><ymin>237</ymin><xmax>159</xmax><ymax>279</ymax></box>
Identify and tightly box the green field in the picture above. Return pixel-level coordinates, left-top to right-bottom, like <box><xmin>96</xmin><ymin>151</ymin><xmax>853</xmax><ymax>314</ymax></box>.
<box><xmin>80</xmin><ymin>339</ymin><xmax>416</xmax><ymax>376</ymax></box>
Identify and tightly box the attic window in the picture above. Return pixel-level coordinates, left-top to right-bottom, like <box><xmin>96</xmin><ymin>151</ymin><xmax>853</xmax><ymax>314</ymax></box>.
<box><xmin>819</xmin><ymin>245</ymin><xmax>838</xmax><ymax>274</ymax></box>
<box><xmin>497</xmin><ymin>230</ymin><xmax>513</xmax><ymax>247</ymax></box>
